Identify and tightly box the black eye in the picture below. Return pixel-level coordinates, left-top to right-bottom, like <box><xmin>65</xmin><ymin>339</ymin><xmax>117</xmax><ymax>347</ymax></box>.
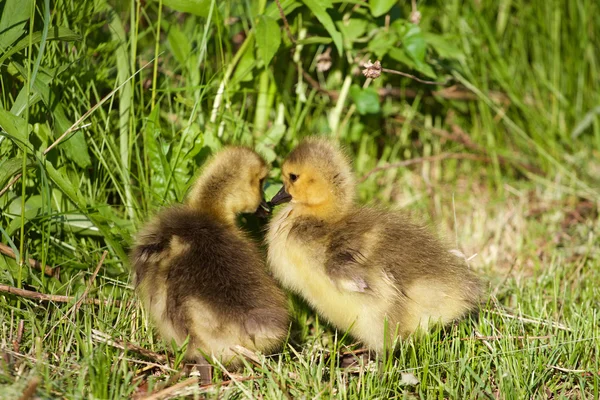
<box><xmin>289</xmin><ymin>173</ymin><xmax>298</xmax><ymax>182</ymax></box>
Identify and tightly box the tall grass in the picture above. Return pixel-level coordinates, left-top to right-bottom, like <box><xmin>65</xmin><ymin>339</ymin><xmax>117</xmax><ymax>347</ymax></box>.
<box><xmin>1</xmin><ymin>0</ymin><xmax>599</xmax><ymax>397</ymax></box>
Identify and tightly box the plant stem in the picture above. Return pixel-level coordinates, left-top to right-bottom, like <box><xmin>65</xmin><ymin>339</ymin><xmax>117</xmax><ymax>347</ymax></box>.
<box><xmin>209</xmin><ymin>32</ymin><xmax>254</xmax><ymax>124</ymax></box>
<box><xmin>150</xmin><ymin>0</ymin><xmax>163</xmax><ymax>111</ymax></box>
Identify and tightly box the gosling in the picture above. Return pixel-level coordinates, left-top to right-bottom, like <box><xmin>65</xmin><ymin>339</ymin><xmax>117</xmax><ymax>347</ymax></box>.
<box><xmin>267</xmin><ymin>138</ymin><xmax>482</xmax><ymax>351</ymax></box>
<box><xmin>131</xmin><ymin>147</ymin><xmax>289</xmax><ymax>367</ymax></box>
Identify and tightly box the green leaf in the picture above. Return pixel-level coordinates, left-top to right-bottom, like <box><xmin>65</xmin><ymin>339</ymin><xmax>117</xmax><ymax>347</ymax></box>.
<box><xmin>0</xmin><ymin>158</ymin><xmax>27</xmax><ymax>189</ymax></box>
<box><xmin>0</xmin><ymin>26</ymin><xmax>80</xmax><ymax>66</ymax></box>
<box><xmin>44</xmin><ymin>161</ymin><xmax>85</xmax><ymax>207</ymax></box>
<box><xmin>368</xmin><ymin>0</ymin><xmax>396</xmax><ymax>18</ymax></box>
<box><xmin>256</xmin><ymin>124</ymin><xmax>287</xmax><ymax>163</ymax></box>
<box><xmin>11</xmin><ymin>62</ymin><xmax>91</xmax><ymax>168</ymax></box>
<box><xmin>413</xmin><ymin>60</ymin><xmax>437</xmax><ymax>78</ymax></box>
<box><xmin>162</xmin><ymin>0</ymin><xmax>211</xmax><ymax>17</ymax></box>
<box><xmin>402</xmin><ymin>24</ymin><xmax>426</xmax><ymax>63</ymax></box>
<box><xmin>349</xmin><ymin>85</ymin><xmax>380</xmax><ymax>115</ymax></box>
<box><xmin>265</xmin><ymin>0</ymin><xmax>302</xmax><ymax>20</ymax></box>
<box><xmin>388</xmin><ymin>48</ymin><xmax>437</xmax><ymax>78</ymax></box>
<box><xmin>423</xmin><ymin>32</ymin><xmax>465</xmax><ymax>61</ymax></box>
<box><xmin>0</xmin><ymin>106</ymin><xmax>29</xmax><ymax>149</ymax></box>
<box><xmin>44</xmin><ymin>160</ymin><xmax>127</xmax><ymax>261</ymax></box>
<box><xmin>296</xmin><ymin>36</ymin><xmax>333</xmax><ymax>45</ymax></box>
<box><xmin>302</xmin><ymin>0</ymin><xmax>343</xmax><ymax>55</ymax></box>
<box><xmin>368</xmin><ymin>29</ymin><xmax>398</xmax><ymax>59</ymax></box>
<box><xmin>45</xmin><ymin>92</ymin><xmax>91</xmax><ymax>168</ymax></box>
<box><xmin>7</xmin><ymin>206</ymin><xmax>41</xmax><ymax>236</ymax></box>
<box><xmin>337</xmin><ymin>18</ymin><xmax>369</xmax><ymax>44</ymax></box>
<box><xmin>0</xmin><ymin>0</ymin><xmax>33</xmax><ymax>49</ymax></box>
<box><xmin>144</xmin><ymin>108</ymin><xmax>171</xmax><ymax>202</ymax></box>
<box><xmin>233</xmin><ymin>37</ymin><xmax>256</xmax><ymax>83</ymax></box>
<box><xmin>255</xmin><ymin>15</ymin><xmax>281</xmax><ymax>67</ymax></box>
<box><xmin>60</xmin><ymin>213</ymin><xmax>102</xmax><ymax>236</ymax></box>
<box><xmin>168</xmin><ymin>24</ymin><xmax>192</xmax><ymax>66</ymax></box>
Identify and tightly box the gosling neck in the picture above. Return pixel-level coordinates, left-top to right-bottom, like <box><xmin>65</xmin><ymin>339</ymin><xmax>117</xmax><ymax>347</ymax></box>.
<box><xmin>187</xmin><ymin>195</ymin><xmax>237</xmax><ymax>225</ymax></box>
<box><xmin>294</xmin><ymin>200</ymin><xmax>351</xmax><ymax>223</ymax></box>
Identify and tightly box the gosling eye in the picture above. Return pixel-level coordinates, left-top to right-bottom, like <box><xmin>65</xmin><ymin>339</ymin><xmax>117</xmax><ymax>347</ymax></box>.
<box><xmin>289</xmin><ymin>173</ymin><xmax>299</xmax><ymax>183</ymax></box>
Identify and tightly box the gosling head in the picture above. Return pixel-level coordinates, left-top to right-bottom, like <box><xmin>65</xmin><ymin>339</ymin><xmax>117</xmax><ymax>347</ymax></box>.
<box><xmin>271</xmin><ymin>138</ymin><xmax>355</xmax><ymax>221</ymax></box>
<box><xmin>187</xmin><ymin>147</ymin><xmax>270</xmax><ymax>224</ymax></box>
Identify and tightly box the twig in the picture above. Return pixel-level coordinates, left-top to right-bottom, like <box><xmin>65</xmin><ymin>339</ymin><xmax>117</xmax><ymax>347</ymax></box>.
<box><xmin>142</xmin><ymin>376</ymin><xmax>199</xmax><ymax>400</ymax></box>
<box><xmin>199</xmin><ymin>375</ymin><xmax>260</xmax><ymax>388</ymax></box>
<box><xmin>274</xmin><ymin>0</ymin><xmax>295</xmax><ymax>44</ymax></box>
<box><xmin>445</xmin><ymin>124</ymin><xmax>541</xmax><ymax>174</ymax></box>
<box><xmin>547</xmin><ymin>365</ymin><xmax>587</xmax><ymax>374</ymax></box>
<box><xmin>18</xmin><ymin>376</ymin><xmax>40</xmax><ymax>400</ymax></box>
<box><xmin>300</xmin><ymin>71</ymin><xmax>511</xmax><ymax>104</ymax></box>
<box><xmin>231</xmin><ymin>345</ymin><xmax>262</xmax><ymax>367</ymax></box>
<box><xmin>0</xmin><ymin>173</ymin><xmax>22</xmax><ymax>197</ymax></box>
<box><xmin>361</xmin><ymin>60</ymin><xmax>445</xmax><ymax>85</ymax></box>
<box><xmin>358</xmin><ymin>153</ymin><xmax>490</xmax><ymax>183</ymax></box>
<box><xmin>341</xmin><ymin>348</ymin><xmax>370</xmax><ymax>356</ymax></box>
<box><xmin>231</xmin><ymin>346</ymin><xmax>292</xmax><ymax>400</ymax></box>
<box><xmin>381</xmin><ymin>67</ymin><xmax>445</xmax><ymax>85</ymax></box>
<box><xmin>0</xmin><ymin>284</ymin><xmax>117</xmax><ymax>306</ymax></box>
<box><xmin>91</xmin><ymin>329</ymin><xmax>168</xmax><ymax>364</ymax></box>
<box><xmin>1</xmin><ymin>284</ymin><xmax>99</xmax><ymax>305</ymax></box>
<box><xmin>296</xmin><ymin>66</ymin><xmax>339</xmax><ymax>100</ymax></box>
<box><xmin>142</xmin><ymin>375</ymin><xmax>262</xmax><ymax>400</ymax></box>
<box><xmin>474</xmin><ymin>329</ymin><xmax>494</xmax><ymax>352</ymax></box>
<box><xmin>0</xmin><ymin>243</ymin><xmax>56</xmax><ymax>277</ymax></box>
<box><xmin>460</xmin><ymin>335</ymin><xmax>553</xmax><ymax>341</ymax></box>
<box><xmin>388</xmin><ymin>117</ymin><xmax>540</xmax><ymax>175</ymax></box>
<box><xmin>123</xmin><ymin>357</ymin><xmax>177</xmax><ymax>373</ymax></box>
<box><xmin>73</xmin><ymin>250</ymin><xmax>107</xmax><ymax>312</ymax></box>
<box><xmin>12</xmin><ymin>319</ymin><xmax>24</xmax><ymax>354</ymax></box>
<box><xmin>489</xmin><ymin>310</ymin><xmax>572</xmax><ymax>332</ymax></box>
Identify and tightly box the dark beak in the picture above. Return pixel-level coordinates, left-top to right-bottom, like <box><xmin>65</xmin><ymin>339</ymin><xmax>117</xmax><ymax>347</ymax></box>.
<box><xmin>269</xmin><ymin>186</ymin><xmax>292</xmax><ymax>206</ymax></box>
<box><xmin>254</xmin><ymin>199</ymin><xmax>272</xmax><ymax>219</ymax></box>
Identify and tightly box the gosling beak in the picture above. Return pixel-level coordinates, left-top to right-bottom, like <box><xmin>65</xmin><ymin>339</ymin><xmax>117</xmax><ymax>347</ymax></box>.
<box><xmin>254</xmin><ymin>199</ymin><xmax>272</xmax><ymax>219</ymax></box>
<box><xmin>270</xmin><ymin>186</ymin><xmax>292</xmax><ymax>206</ymax></box>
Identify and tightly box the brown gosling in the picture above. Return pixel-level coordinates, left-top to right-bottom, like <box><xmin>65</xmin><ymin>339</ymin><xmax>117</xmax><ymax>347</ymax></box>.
<box><xmin>267</xmin><ymin>138</ymin><xmax>482</xmax><ymax>352</ymax></box>
<box><xmin>131</xmin><ymin>147</ymin><xmax>289</xmax><ymax>367</ymax></box>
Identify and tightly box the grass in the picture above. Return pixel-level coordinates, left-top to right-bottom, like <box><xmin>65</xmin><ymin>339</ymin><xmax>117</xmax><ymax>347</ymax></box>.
<box><xmin>1</xmin><ymin>0</ymin><xmax>599</xmax><ymax>398</ymax></box>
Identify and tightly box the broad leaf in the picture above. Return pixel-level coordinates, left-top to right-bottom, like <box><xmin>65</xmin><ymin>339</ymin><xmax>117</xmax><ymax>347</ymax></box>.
<box><xmin>144</xmin><ymin>108</ymin><xmax>171</xmax><ymax>203</ymax></box>
<box><xmin>302</xmin><ymin>0</ymin><xmax>343</xmax><ymax>55</ymax></box>
<box><xmin>0</xmin><ymin>158</ymin><xmax>27</xmax><ymax>189</ymax></box>
<box><xmin>52</xmin><ymin>106</ymin><xmax>92</xmax><ymax>168</ymax></box>
<box><xmin>423</xmin><ymin>32</ymin><xmax>465</xmax><ymax>61</ymax></box>
<box><xmin>402</xmin><ymin>24</ymin><xmax>426</xmax><ymax>63</ymax></box>
<box><xmin>233</xmin><ymin>37</ymin><xmax>256</xmax><ymax>83</ymax></box>
<box><xmin>369</xmin><ymin>0</ymin><xmax>396</xmax><ymax>18</ymax></box>
<box><xmin>0</xmin><ymin>106</ymin><xmax>29</xmax><ymax>149</ymax></box>
<box><xmin>162</xmin><ymin>0</ymin><xmax>211</xmax><ymax>17</ymax></box>
<box><xmin>256</xmin><ymin>125</ymin><xmax>286</xmax><ymax>163</ymax></box>
<box><xmin>337</xmin><ymin>18</ymin><xmax>369</xmax><ymax>44</ymax></box>
<box><xmin>168</xmin><ymin>24</ymin><xmax>192</xmax><ymax>66</ymax></box>
<box><xmin>296</xmin><ymin>36</ymin><xmax>333</xmax><ymax>45</ymax></box>
<box><xmin>388</xmin><ymin>48</ymin><xmax>437</xmax><ymax>78</ymax></box>
<box><xmin>0</xmin><ymin>26</ymin><xmax>80</xmax><ymax>65</ymax></box>
<box><xmin>368</xmin><ymin>29</ymin><xmax>398</xmax><ymax>58</ymax></box>
<box><xmin>10</xmin><ymin>62</ymin><xmax>91</xmax><ymax>167</ymax></box>
<box><xmin>255</xmin><ymin>15</ymin><xmax>281</xmax><ymax>67</ymax></box>
<box><xmin>0</xmin><ymin>0</ymin><xmax>33</xmax><ymax>49</ymax></box>
<box><xmin>350</xmin><ymin>85</ymin><xmax>380</xmax><ymax>115</ymax></box>
<box><xmin>265</xmin><ymin>0</ymin><xmax>302</xmax><ymax>19</ymax></box>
